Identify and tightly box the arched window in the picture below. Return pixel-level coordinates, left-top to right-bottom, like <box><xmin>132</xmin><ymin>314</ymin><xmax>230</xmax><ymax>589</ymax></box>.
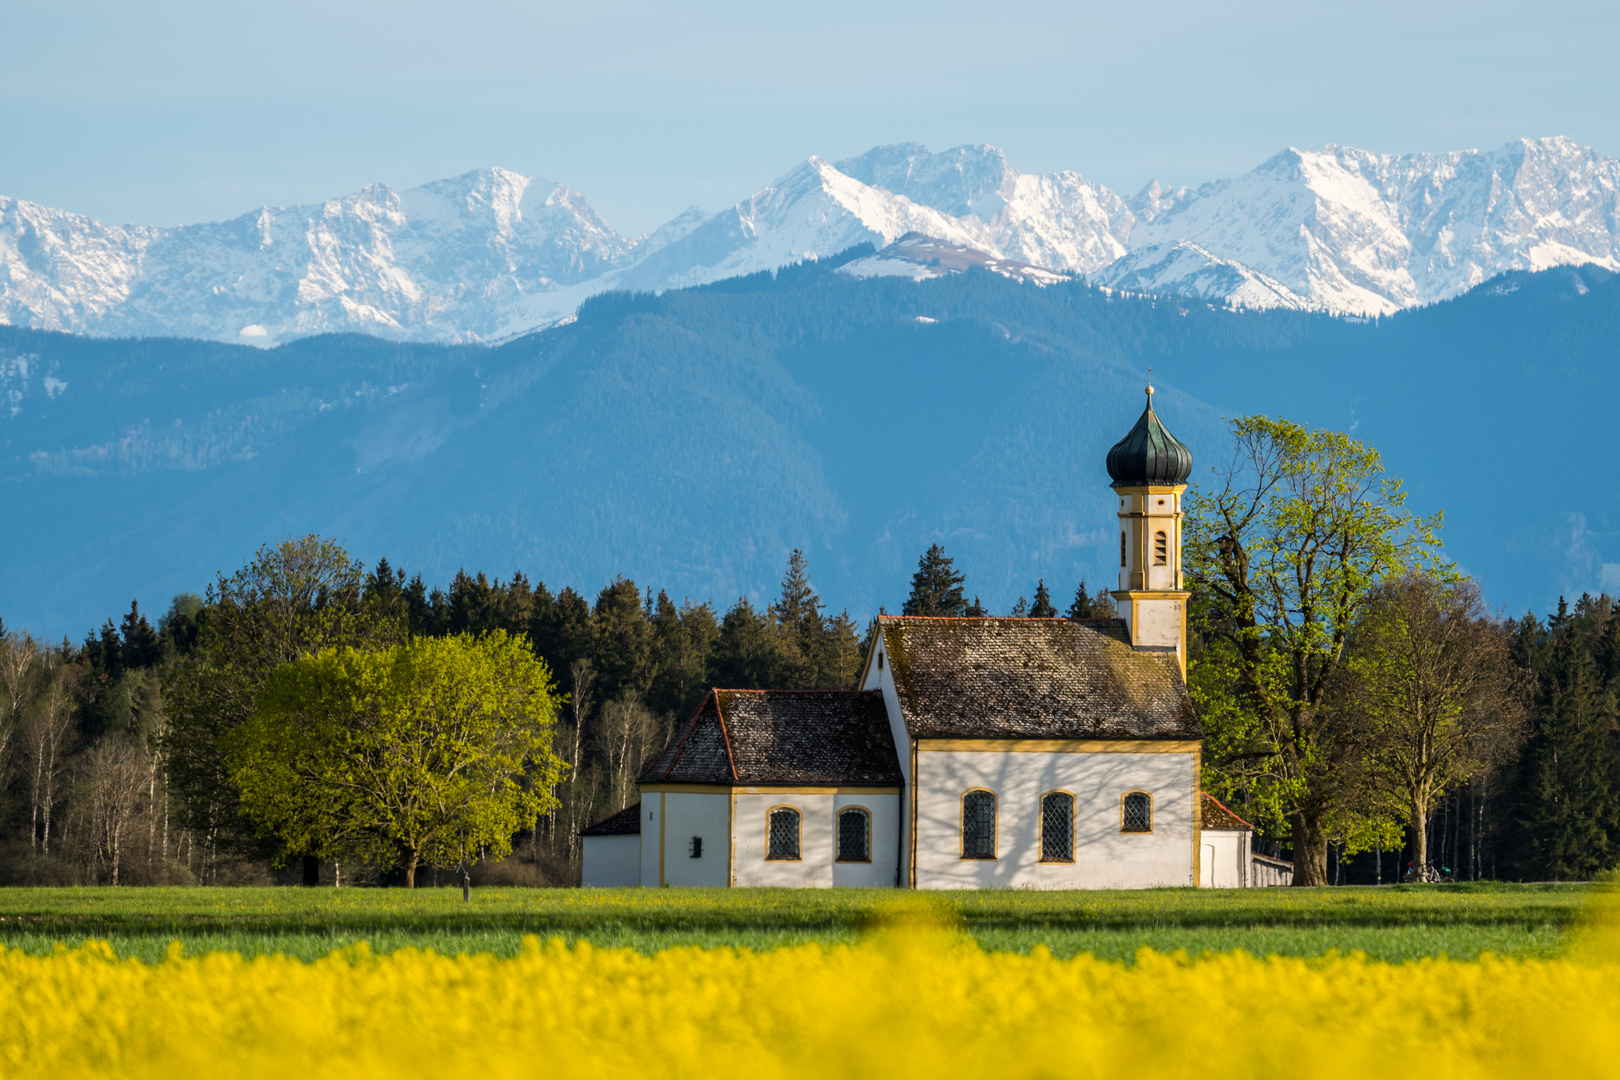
<box><xmin>1154</xmin><ymin>530</ymin><xmax>1168</xmax><ymax>565</ymax></box>
<box><xmin>961</xmin><ymin>790</ymin><xmax>996</xmax><ymax>859</ymax></box>
<box><xmin>1040</xmin><ymin>792</ymin><xmax>1074</xmax><ymax>862</ymax></box>
<box><xmin>767</xmin><ymin>807</ymin><xmax>801</xmax><ymax>860</ymax></box>
<box><xmin>1120</xmin><ymin>531</ymin><xmax>1127</xmax><ymax>567</ymax></box>
<box><xmin>1121</xmin><ymin>791</ymin><xmax>1153</xmax><ymax>833</ymax></box>
<box><xmin>836</xmin><ymin>807</ymin><xmax>871</xmax><ymax>863</ymax></box>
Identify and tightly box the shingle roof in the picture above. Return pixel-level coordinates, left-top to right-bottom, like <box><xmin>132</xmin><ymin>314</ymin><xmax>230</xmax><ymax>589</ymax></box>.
<box><xmin>639</xmin><ymin>689</ymin><xmax>902</xmax><ymax>787</ymax></box>
<box><xmin>580</xmin><ymin>802</ymin><xmax>642</xmax><ymax>836</ymax></box>
<box><xmin>879</xmin><ymin>616</ymin><xmax>1202</xmax><ymax>740</ymax></box>
<box><xmin>1200</xmin><ymin>792</ymin><xmax>1253</xmax><ymax>831</ymax></box>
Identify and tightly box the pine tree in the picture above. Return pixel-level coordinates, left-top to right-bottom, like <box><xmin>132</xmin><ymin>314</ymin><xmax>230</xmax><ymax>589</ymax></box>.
<box><xmin>710</xmin><ymin>597</ymin><xmax>784</xmax><ymax>689</ymax></box>
<box><xmin>1506</xmin><ymin>597</ymin><xmax>1620</xmax><ymax>879</ymax></box>
<box><xmin>903</xmin><ymin>544</ymin><xmax>968</xmax><ymax>616</ymax></box>
<box><xmin>1066</xmin><ymin>580</ymin><xmax>1118</xmax><ymax>620</ymax></box>
<box><xmin>1009</xmin><ymin>597</ymin><xmax>1030</xmax><ymax>618</ymax></box>
<box><xmin>770</xmin><ymin>549</ymin><xmax>824</xmax><ymax>686</ymax></box>
<box><xmin>1029</xmin><ymin>579</ymin><xmax>1056</xmax><ymax>618</ymax></box>
<box><xmin>119</xmin><ymin>600</ymin><xmax>162</xmax><ymax>669</ymax></box>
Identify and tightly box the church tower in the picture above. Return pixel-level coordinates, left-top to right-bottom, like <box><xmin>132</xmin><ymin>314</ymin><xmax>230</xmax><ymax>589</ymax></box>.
<box><xmin>1106</xmin><ymin>384</ymin><xmax>1194</xmax><ymax>679</ymax></box>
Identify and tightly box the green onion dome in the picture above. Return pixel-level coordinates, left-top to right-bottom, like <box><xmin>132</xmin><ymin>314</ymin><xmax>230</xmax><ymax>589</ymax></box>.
<box><xmin>1105</xmin><ymin>385</ymin><xmax>1193</xmax><ymax>488</ymax></box>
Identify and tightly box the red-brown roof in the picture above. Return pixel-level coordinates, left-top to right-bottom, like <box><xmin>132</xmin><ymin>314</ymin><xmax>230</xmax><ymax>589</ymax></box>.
<box><xmin>1200</xmin><ymin>792</ymin><xmax>1253</xmax><ymax>831</ymax></box>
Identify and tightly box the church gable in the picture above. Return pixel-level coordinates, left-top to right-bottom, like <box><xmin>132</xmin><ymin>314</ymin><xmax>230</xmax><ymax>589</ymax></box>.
<box><xmin>879</xmin><ymin>616</ymin><xmax>1201</xmax><ymax>741</ymax></box>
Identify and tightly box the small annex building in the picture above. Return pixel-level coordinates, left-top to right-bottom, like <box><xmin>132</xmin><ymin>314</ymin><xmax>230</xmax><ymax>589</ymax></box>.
<box><xmin>579</xmin><ymin>387</ymin><xmax>1272</xmax><ymax>889</ymax></box>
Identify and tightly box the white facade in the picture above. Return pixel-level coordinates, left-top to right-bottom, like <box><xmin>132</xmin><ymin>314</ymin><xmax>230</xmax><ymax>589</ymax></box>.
<box><xmin>631</xmin><ymin>787</ymin><xmax>901</xmax><ymax>887</ymax></box>
<box><xmin>638</xmin><ymin>792</ymin><xmax>731</xmax><ymax>887</ymax></box>
<box><xmin>911</xmin><ymin>746</ymin><xmax>1198</xmax><ymax>889</ymax></box>
<box><xmin>1199</xmin><ymin>828</ymin><xmax>1252</xmax><ymax>888</ymax></box>
<box><xmin>581</xmin><ymin>834</ymin><xmax>641</xmax><ymax>887</ymax></box>
<box><xmin>731</xmin><ymin>790</ymin><xmax>901</xmax><ymax>887</ymax></box>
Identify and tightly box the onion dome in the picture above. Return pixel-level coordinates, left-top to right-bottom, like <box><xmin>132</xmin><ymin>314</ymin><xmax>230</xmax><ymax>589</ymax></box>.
<box><xmin>1105</xmin><ymin>384</ymin><xmax>1193</xmax><ymax>488</ymax></box>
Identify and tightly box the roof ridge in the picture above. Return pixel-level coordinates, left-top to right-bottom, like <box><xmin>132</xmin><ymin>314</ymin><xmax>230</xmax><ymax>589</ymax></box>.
<box><xmin>715</xmin><ymin>687</ymin><xmax>882</xmax><ymax>695</ymax></box>
<box><xmin>657</xmin><ymin>692</ymin><xmax>711</xmax><ymax>781</ymax></box>
<box><xmin>711</xmin><ymin>690</ymin><xmax>740</xmax><ymax>783</ymax></box>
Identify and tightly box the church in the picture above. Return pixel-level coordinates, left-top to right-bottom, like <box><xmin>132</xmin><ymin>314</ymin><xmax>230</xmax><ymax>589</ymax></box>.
<box><xmin>581</xmin><ymin>388</ymin><xmax>1265</xmax><ymax>889</ymax></box>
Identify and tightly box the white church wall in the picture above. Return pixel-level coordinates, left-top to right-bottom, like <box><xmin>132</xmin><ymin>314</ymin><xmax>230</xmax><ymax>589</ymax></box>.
<box><xmin>581</xmin><ymin>835</ymin><xmax>641</xmax><ymax>888</ymax></box>
<box><xmin>1200</xmin><ymin>830</ymin><xmax>1248</xmax><ymax>888</ymax></box>
<box><xmin>661</xmin><ymin>792</ymin><xmax>731</xmax><ymax>887</ymax></box>
<box><xmin>732</xmin><ymin>790</ymin><xmax>901</xmax><ymax>888</ymax></box>
<box><xmin>638</xmin><ymin>791</ymin><xmax>730</xmax><ymax>887</ymax></box>
<box><xmin>912</xmin><ymin>748</ymin><xmax>1197</xmax><ymax>889</ymax></box>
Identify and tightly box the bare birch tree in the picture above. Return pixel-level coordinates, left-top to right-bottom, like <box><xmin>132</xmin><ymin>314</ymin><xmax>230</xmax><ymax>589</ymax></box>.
<box><xmin>0</xmin><ymin>630</ymin><xmax>41</xmax><ymax>795</ymax></box>
<box><xmin>598</xmin><ymin>695</ymin><xmax>660</xmax><ymax>812</ymax></box>
<box><xmin>24</xmin><ymin>661</ymin><xmax>78</xmax><ymax>853</ymax></box>
<box><xmin>81</xmin><ymin>736</ymin><xmax>150</xmax><ymax>885</ymax></box>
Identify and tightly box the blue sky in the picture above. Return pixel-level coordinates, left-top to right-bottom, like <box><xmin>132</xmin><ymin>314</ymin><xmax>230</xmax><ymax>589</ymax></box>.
<box><xmin>7</xmin><ymin>0</ymin><xmax>1619</xmax><ymax>235</ymax></box>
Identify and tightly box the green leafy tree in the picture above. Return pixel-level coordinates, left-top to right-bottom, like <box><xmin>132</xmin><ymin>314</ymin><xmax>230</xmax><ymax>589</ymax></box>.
<box><xmin>1346</xmin><ymin>574</ymin><xmax>1528</xmax><ymax>878</ymax></box>
<box><xmin>225</xmin><ymin>631</ymin><xmax>564</xmax><ymax>886</ymax></box>
<box><xmin>164</xmin><ymin>536</ymin><xmax>401</xmax><ymax>871</ymax></box>
<box><xmin>1029</xmin><ymin>580</ymin><xmax>1057</xmax><ymax>618</ymax></box>
<box><xmin>1185</xmin><ymin>416</ymin><xmax>1441</xmax><ymax>886</ymax></box>
<box><xmin>903</xmin><ymin>544</ymin><xmax>968</xmax><ymax>616</ymax></box>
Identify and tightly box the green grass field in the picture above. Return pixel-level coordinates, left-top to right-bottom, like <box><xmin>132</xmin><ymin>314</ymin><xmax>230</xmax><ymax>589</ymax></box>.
<box><xmin>0</xmin><ymin>882</ymin><xmax>1587</xmax><ymax>963</ymax></box>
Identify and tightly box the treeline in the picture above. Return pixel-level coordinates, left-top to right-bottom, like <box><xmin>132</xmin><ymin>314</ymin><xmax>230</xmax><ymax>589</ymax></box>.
<box><xmin>9</xmin><ymin>510</ymin><xmax>1620</xmax><ymax>888</ymax></box>
<box><xmin>0</xmin><ymin>538</ymin><xmax>1113</xmax><ymax>887</ymax></box>
<box><xmin>1274</xmin><ymin>591</ymin><xmax>1620</xmax><ymax>885</ymax></box>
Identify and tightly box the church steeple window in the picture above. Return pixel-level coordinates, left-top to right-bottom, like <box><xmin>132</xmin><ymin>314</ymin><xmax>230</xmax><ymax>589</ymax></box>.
<box><xmin>1154</xmin><ymin>531</ymin><xmax>1168</xmax><ymax>565</ymax></box>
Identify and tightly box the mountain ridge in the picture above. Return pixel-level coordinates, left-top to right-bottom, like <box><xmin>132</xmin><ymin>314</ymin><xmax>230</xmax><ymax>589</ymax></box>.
<box><xmin>3</xmin><ymin>137</ymin><xmax>1617</xmax><ymax>342</ymax></box>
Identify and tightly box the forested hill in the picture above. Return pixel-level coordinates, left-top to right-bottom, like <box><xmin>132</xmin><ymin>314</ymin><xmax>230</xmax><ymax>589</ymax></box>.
<box><xmin>3</xmin><ymin>257</ymin><xmax>1618</xmax><ymax>637</ymax></box>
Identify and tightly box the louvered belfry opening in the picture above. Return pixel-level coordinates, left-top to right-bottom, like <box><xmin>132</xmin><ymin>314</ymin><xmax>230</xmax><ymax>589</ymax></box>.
<box><xmin>836</xmin><ymin>808</ymin><xmax>870</xmax><ymax>863</ymax></box>
<box><xmin>961</xmin><ymin>791</ymin><xmax>996</xmax><ymax>859</ymax></box>
<box><xmin>767</xmin><ymin>807</ymin><xmax>800</xmax><ymax>859</ymax></box>
<box><xmin>1040</xmin><ymin>792</ymin><xmax>1075</xmax><ymax>862</ymax></box>
<box><xmin>1154</xmin><ymin>530</ymin><xmax>1168</xmax><ymax>565</ymax></box>
<box><xmin>1122</xmin><ymin>792</ymin><xmax>1153</xmax><ymax>832</ymax></box>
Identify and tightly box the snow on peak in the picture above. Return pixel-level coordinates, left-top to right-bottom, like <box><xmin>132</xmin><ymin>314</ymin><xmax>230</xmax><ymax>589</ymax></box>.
<box><xmin>2</xmin><ymin>137</ymin><xmax>1617</xmax><ymax>343</ymax></box>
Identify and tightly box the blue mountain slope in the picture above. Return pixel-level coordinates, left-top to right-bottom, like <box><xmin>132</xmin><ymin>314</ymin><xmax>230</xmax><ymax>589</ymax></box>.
<box><xmin>2</xmin><ymin>262</ymin><xmax>1616</xmax><ymax>639</ymax></box>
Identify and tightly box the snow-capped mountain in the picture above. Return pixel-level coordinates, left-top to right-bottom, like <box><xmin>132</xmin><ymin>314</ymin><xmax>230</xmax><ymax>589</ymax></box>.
<box><xmin>1130</xmin><ymin>137</ymin><xmax>1620</xmax><ymax>315</ymax></box>
<box><xmin>0</xmin><ymin>168</ymin><xmax>634</xmax><ymax>344</ymax></box>
<box><xmin>1089</xmin><ymin>241</ymin><xmax>1313</xmax><ymax>311</ymax></box>
<box><xmin>3</xmin><ymin>137</ymin><xmax>1618</xmax><ymax>341</ymax></box>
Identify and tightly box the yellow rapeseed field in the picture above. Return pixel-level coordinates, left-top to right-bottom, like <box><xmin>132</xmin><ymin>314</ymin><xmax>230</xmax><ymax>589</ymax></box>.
<box><xmin>2</xmin><ymin>900</ymin><xmax>1618</xmax><ymax>1078</ymax></box>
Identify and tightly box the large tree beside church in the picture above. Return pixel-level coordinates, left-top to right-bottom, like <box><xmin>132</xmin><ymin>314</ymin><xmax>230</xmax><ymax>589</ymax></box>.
<box><xmin>1185</xmin><ymin>415</ymin><xmax>1441</xmax><ymax>886</ymax></box>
